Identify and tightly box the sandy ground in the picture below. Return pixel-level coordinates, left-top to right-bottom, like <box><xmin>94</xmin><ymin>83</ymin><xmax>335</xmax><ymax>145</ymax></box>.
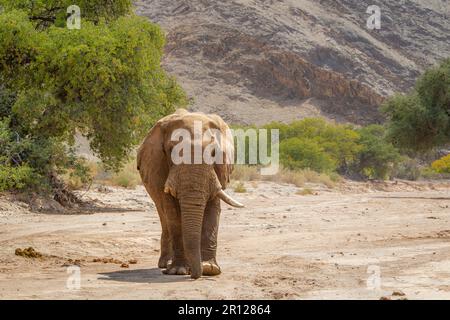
<box><xmin>1</xmin><ymin>180</ymin><xmax>450</xmax><ymax>300</ymax></box>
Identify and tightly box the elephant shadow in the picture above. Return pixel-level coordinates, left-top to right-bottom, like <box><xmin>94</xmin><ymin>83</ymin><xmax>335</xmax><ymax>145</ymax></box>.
<box><xmin>98</xmin><ymin>268</ymin><xmax>195</xmax><ymax>284</ymax></box>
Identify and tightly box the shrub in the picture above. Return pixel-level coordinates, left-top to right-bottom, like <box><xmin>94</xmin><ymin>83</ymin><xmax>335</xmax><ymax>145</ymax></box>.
<box><xmin>265</xmin><ymin>118</ymin><xmax>361</xmax><ymax>172</ymax></box>
<box><xmin>431</xmin><ymin>154</ymin><xmax>450</xmax><ymax>173</ymax></box>
<box><xmin>61</xmin><ymin>158</ymin><xmax>96</xmax><ymax>190</ymax></box>
<box><xmin>353</xmin><ymin>125</ymin><xmax>401</xmax><ymax>179</ymax></box>
<box><xmin>280</xmin><ymin>137</ymin><xmax>337</xmax><ymax>173</ymax></box>
<box><xmin>0</xmin><ymin>117</ymin><xmax>94</xmax><ymax>192</ymax></box>
<box><xmin>0</xmin><ymin>163</ymin><xmax>34</xmax><ymax>192</ymax></box>
<box><xmin>236</xmin><ymin>119</ymin><xmax>408</xmax><ymax>181</ymax></box>
<box><xmin>392</xmin><ymin>156</ymin><xmax>422</xmax><ymax>180</ymax></box>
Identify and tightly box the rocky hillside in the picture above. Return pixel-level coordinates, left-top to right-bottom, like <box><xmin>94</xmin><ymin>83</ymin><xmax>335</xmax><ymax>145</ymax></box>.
<box><xmin>135</xmin><ymin>0</ymin><xmax>450</xmax><ymax>125</ymax></box>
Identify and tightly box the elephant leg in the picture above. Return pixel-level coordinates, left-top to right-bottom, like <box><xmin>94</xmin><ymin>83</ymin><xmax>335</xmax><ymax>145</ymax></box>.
<box><xmin>155</xmin><ymin>203</ymin><xmax>173</xmax><ymax>268</ymax></box>
<box><xmin>201</xmin><ymin>197</ymin><xmax>221</xmax><ymax>276</ymax></box>
<box><xmin>161</xmin><ymin>194</ymin><xmax>189</xmax><ymax>275</ymax></box>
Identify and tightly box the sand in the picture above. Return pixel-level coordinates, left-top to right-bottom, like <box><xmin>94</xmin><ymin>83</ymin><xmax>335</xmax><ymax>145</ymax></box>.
<box><xmin>0</xmin><ymin>181</ymin><xmax>449</xmax><ymax>299</ymax></box>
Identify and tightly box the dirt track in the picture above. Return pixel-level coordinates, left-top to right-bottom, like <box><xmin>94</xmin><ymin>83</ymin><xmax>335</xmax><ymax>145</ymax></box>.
<box><xmin>1</xmin><ymin>181</ymin><xmax>450</xmax><ymax>300</ymax></box>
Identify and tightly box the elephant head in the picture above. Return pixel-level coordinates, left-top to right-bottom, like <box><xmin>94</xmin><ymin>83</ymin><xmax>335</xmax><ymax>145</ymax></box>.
<box><xmin>137</xmin><ymin>109</ymin><xmax>243</xmax><ymax>278</ymax></box>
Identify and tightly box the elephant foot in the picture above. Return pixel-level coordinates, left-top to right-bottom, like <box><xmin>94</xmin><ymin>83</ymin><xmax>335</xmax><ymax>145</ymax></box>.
<box><xmin>202</xmin><ymin>259</ymin><xmax>221</xmax><ymax>276</ymax></box>
<box><xmin>162</xmin><ymin>260</ymin><xmax>190</xmax><ymax>275</ymax></box>
<box><xmin>158</xmin><ymin>254</ymin><xmax>172</xmax><ymax>269</ymax></box>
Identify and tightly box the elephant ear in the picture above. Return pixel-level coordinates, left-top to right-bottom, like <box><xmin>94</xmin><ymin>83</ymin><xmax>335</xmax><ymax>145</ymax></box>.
<box><xmin>208</xmin><ymin>114</ymin><xmax>234</xmax><ymax>190</ymax></box>
<box><xmin>137</xmin><ymin>120</ymin><xmax>170</xmax><ymax>190</ymax></box>
<box><xmin>137</xmin><ymin>109</ymin><xmax>188</xmax><ymax>191</ymax></box>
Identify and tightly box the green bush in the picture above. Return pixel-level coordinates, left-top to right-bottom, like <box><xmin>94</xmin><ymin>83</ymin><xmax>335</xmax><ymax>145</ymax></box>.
<box><xmin>432</xmin><ymin>154</ymin><xmax>450</xmax><ymax>173</ymax></box>
<box><xmin>353</xmin><ymin>125</ymin><xmax>401</xmax><ymax>179</ymax></box>
<box><xmin>0</xmin><ymin>115</ymin><xmax>97</xmax><ymax>192</ymax></box>
<box><xmin>237</xmin><ymin>119</ymin><xmax>404</xmax><ymax>180</ymax></box>
<box><xmin>280</xmin><ymin>137</ymin><xmax>336</xmax><ymax>173</ymax></box>
<box><xmin>265</xmin><ymin>118</ymin><xmax>361</xmax><ymax>173</ymax></box>
<box><xmin>0</xmin><ymin>163</ymin><xmax>34</xmax><ymax>192</ymax></box>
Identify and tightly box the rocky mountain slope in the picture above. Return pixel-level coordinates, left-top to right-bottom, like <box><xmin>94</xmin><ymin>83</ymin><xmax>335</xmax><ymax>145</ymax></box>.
<box><xmin>135</xmin><ymin>0</ymin><xmax>450</xmax><ymax>125</ymax></box>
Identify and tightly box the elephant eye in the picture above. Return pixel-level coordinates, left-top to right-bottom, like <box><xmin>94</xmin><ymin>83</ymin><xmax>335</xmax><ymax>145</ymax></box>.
<box><xmin>164</xmin><ymin>143</ymin><xmax>173</xmax><ymax>156</ymax></box>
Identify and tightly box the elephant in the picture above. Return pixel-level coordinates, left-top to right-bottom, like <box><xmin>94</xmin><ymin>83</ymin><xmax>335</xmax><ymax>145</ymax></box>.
<box><xmin>137</xmin><ymin>109</ymin><xmax>244</xmax><ymax>279</ymax></box>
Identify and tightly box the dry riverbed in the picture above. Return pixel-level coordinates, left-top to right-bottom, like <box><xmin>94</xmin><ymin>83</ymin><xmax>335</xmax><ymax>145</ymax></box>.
<box><xmin>0</xmin><ymin>180</ymin><xmax>449</xmax><ymax>299</ymax></box>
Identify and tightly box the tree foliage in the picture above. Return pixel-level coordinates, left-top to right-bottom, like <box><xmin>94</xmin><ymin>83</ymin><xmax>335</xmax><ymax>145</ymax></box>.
<box><xmin>238</xmin><ymin>119</ymin><xmax>403</xmax><ymax>179</ymax></box>
<box><xmin>353</xmin><ymin>125</ymin><xmax>401</xmax><ymax>179</ymax></box>
<box><xmin>0</xmin><ymin>0</ymin><xmax>132</xmax><ymax>28</ymax></box>
<box><xmin>0</xmin><ymin>2</ymin><xmax>186</xmax><ymax>192</ymax></box>
<box><xmin>265</xmin><ymin>118</ymin><xmax>361</xmax><ymax>173</ymax></box>
<box><xmin>280</xmin><ymin>137</ymin><xmax>337</xmax><ymax>173</ymax></box>
<box><xmin>383</xmin><ymin>58</ymin><xmax>450</xmax><ymax>152</ymax></box>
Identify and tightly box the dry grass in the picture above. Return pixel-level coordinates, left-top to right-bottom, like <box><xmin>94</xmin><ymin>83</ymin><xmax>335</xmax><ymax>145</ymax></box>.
<box><xmin>230</xmin><ymin>165</ymin><xmax>260</xmax><ymax>181</ymax></box>
<box><xmin>231</xmin><ymin>165</ymin><xmax>338</xmax><ymax>188</ymax></box>
<box><xmin>68</xmin><ymin>161</ymin><xmax>337</xmax><ymax>191</ymax></box>
<box><xmin>300</xmin><ymin>169</ymin><xmax>337</xmax><ymax>188</ymax></box>
<box><xmin>296</xmin><ymin>188</ymin><xmax>314</xmax><ymax>196</ymax></box>
<box><xmin>62</xmin><ymin>174</ymin><xmax>86</xmax><ymax>190</ymax></box>
<box><xmin>107</xmin><ymin>161</ymin><xmax>141</xmax><ymax>189</ymax></box>
<box><xmin>77</xmin><ymin>159</ymin><xmax>142</xmax><ymax>189</ymax></box>
<box><xmin>233</xmin><ymin>181</ymin><xmax>247</xmax><ymax>193</ymax></box>
<box><xmin>62</xmin><ymin>161</ymin><xmax>99</xmax><ymax>190</ymax></box>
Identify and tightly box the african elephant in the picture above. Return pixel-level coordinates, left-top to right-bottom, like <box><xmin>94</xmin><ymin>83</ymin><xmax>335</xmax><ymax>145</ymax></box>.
<box><xmin>137</xmin><ymin>109</ymin><xmax>243</xmax><ymax>279</ymax></box>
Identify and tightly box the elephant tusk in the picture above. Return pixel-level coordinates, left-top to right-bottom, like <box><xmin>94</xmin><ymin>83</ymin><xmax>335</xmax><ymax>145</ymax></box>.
<box><xmin>217</xmin><ymin>190</ymin><xmax>244</xmax><ymax>208</ymax></box>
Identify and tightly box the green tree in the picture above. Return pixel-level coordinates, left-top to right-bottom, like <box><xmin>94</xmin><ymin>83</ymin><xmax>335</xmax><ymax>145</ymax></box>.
<box><xmin>383</xmin><ymin>58</ymin><xmax>450</xmax><ymax>152</ymax></box>
<box><xmin>354</xmin><ymin>125</ymin><xmax>401</xmax><ymax>179</ymax></box>
<box><xmin>0</xmin><ymin>0</ymin><xmax>132</xmax><ymax>28</ymax></box>
<box><xmin>0</xmin><ymin>2</ymin><xmax>186</xmax><ymax>194</ymax></box>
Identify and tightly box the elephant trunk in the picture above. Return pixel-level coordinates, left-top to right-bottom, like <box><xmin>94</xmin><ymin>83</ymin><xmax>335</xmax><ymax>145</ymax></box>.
<box><xmin>179</xmin><ymin>199</ymin><xmax>205</xmax><ymax>279</ymax></box>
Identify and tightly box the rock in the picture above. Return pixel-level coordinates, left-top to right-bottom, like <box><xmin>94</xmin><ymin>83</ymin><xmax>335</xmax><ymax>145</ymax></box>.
<box><xmin>28</xmin><ymin>197</ymin><xmax>65</xmax><ymax>214</ymax></box>
<box><xmin>135</xmin><ymin>0</ymin><xmax>449</xmax><ymax>125</ymax></box>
